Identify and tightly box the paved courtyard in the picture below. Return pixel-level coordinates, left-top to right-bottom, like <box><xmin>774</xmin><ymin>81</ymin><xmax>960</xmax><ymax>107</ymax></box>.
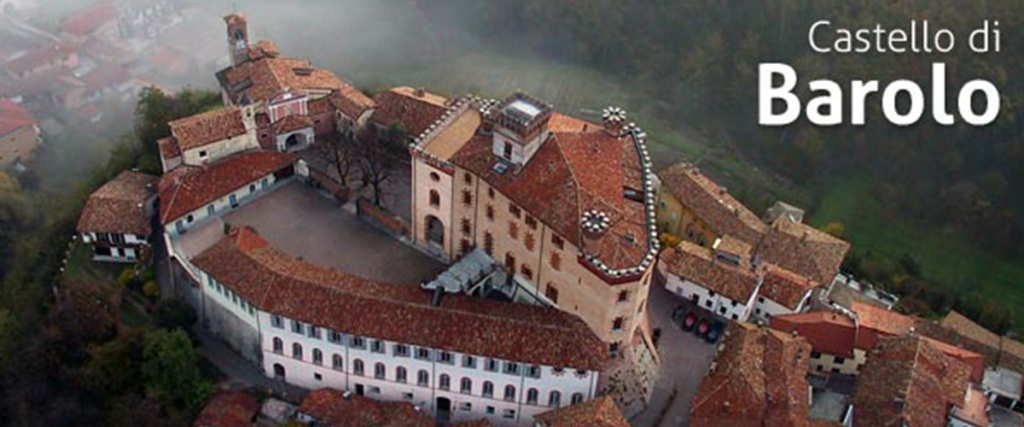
<box><xmin>632</xmin><ymin>282</ymin><xmax>718</xmax><ymax>427</ymax></box>
<box><xmin>223</xmin><ymin>181</ymin><xmax>445</xmax><ymax>285</ymax></box>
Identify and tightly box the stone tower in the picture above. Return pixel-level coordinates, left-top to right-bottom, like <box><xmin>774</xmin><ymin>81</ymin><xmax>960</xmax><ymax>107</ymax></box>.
<box><xmin>224</xmin><ymin>13</ymin><xmax>249</xmax><ymax>67</ymax></box>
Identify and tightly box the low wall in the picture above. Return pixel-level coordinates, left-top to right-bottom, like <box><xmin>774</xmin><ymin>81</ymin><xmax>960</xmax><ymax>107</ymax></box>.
<box><xmin>356</xmin><ymin>197</ymin><xmax>409</xmax><ymax>237</ymax></box>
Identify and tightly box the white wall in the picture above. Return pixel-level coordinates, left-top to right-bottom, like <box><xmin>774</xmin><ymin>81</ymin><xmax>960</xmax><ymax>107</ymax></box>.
<box><xmin>751</xmin><ymin>291</ymin><xmax>811</xmax><ymax>323</ymax></box>
<box><xmin>182</xmin><ymin>132</ymin><xmax>260</xmax><ymax>167</ymax></box>
<box><xmin>275</xmin><ymin>128</ymin><xmax>315</xmax><ymax>152</ymax></box>
<box><xmin>664</xmin><ymin>274</ymin><xmax>757</xmax><ymax>321</ymax></box>
<box><xmin>80</xmin><ymin>232</ymin><xmax>148</xmax><ymax>262</ymax></box>
<box><xmin>167</xmin><ymin>172</ymin><xmax>283</xmax><ymax>235</ymax></box>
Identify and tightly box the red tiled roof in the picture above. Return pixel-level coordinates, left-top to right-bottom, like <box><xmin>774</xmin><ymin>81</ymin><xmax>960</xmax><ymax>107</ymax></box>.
<box><xmin>216</xmin><ymin>56</ymin><xmax>343</xmax><ymax>105</ymax></box>
<box><xmin>852</xmin><ymin>335</ymin><xmax>972</xmax><ymax>427</ymax></box>
<box><xmin>371</xmin><ymin>87</ymin><xmax>448</xmax><ymax>137</ymax></box>
<box><xmin>168</xmin><ymin>107</ymin><xmax>248</xmax><ymax>152</ymax></box>
<box><xmin>660</xmin><ymin>241</ymin><xmax>759</xmax><ymax>303</ymax></box>
<box><xmin>331</xmin><ymin>85</ymin><xmax>376</xmax><ymax>120</ymax></box>
<box><xmin>272</xmin><ymin>114</ymin><xmax>313</xmax><ymax>135</ymax></box>
<box><xmin>158</xmin><ymin>136</ymin><xmax>181</xmax><ymax>160</ymax></box>
<box><xmin>80</xmin><ymin>61</ymin><xmax>129</xmax><ymax>92</ymax></box>
<box><xmin>658</xmin><ymin>162</ymin><xmax>767</xmax><ymax>245</ymax></box>
<box><xmin>62</xmin><ymin>2</ymin><xmax>118</xmax><ymax>36</ymax></box>
<box><xmin>0</xmin><ymin>99</ymin><xmax>37</xmax><ymax>137</ymax></box>
<box><xmin>535</xmin><ymin>396</ymin><xmax>630</xmax><ymax>427</ymax></box>
<box><xmin>758</xmin><ymin>264</ymin><xmax>818</xmax><ymax>310</ymax></box>
<box><xmin>4</xmin><ymin>42</ymin><xmax>76</xmax><ymax>75</ymax></box>
<box><xmin>770</xmin><ymin>311</ymin><xmax>863</xmax><ymax>358</ymax></box>
<box><xmin>299</xmin><ymin>389</ymin><xmax>434</xmax><ymax>427</ymax></box>
<box><xmin>690</xmin><ymin>323</ymin><xmax>812</xmax><ymax>427</ymax></box>
<box><xmin>158</xmin><ymin>151</ymin><xmax>295</xmax><ymax>223</ymax></box>
<box><xmin>77</xmin><ymin>170</ymin><xmax>158</xmax><ymax>236</ymax></box>
<box><xmin>193</xmin><ymin>391</ymin><xmax>259</xmax><ymax>427</ymax></box>
<box><xmin>923</xmin><ymin>337</ymin><xmax>986</xmax><ymax>383</ymax></box>
<box><xmin>851</xmin><ymin>301</ymin><xmax>916</xmax><ymax>336</ymax></box>
<box><xmin>191</xmin><ymin>227</ymin><xmax>606</xmax><ymax>370</ymax></box>
<box><xmin>756</xmin><ymin>216</ymin><xmax>850</xmax><ymax>285</ymax></box>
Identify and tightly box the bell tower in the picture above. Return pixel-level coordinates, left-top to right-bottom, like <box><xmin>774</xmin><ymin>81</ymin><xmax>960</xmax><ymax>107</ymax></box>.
<box><xmin>224</xmin><ymin>13</ymin><xmax>250</xmax><ymax>67</ymax></box>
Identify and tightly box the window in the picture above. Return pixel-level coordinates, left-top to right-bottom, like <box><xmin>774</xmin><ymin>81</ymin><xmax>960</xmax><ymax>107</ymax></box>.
<box><xmin>328</xmin><ymin>330</ymin><xmax>342</xmax><ymax>343</ymax></box>
<box><xmin>486</xmin><ymin>406</ymin><xmax>496</xmax><ymax>415</ymax></box>
<box><xmin>503</xmin><ymin>409</ymin><xmax>516</xmax><ymax>419</ymax></box>
<box><xmin>526</xmin><ymin>365</ymin><xmax>541</xmax><ymax>379</ymax></box>
<box><xmin>485</xmin><ymin>359</ymin><xmax>499</xmax><ymax>372</ymax></box>
<box><xmin>439</xmin><ymin>374</ymin><xmax>451</xmax><ymax>390</ymax></box>
<box><xmin>525</xmin><ymin>215</ymin><xmax>537</xmax><ymax>229</ymax></box>
<box><xmin>430</xmin><ymin>172</ymin><xmax>440</xmax><ymax>182</ymax></box>
<box><xmin>273</xmin><ymin>337</ymin><xmax>283</xmax><ymax>354</ymax></box>
<box><xmin>207</xmin><ymin>205</ymin><xmax>215</xmax><ymax>216</ymax></box>
<box><xmin>187</xmin><ymin>214</ymin><xmax>194</xmax><ymax>223</ymax></box>
<box><xmin>552</xmin><ymin>235</ymin><xmax>564</xmax><ymax>249</ymax></box>
<box><xmin>617</xmin><ymin>290</ymin><xmax>629</xmax><ymax>303</ymax></box>
<box><xmin>332</xmin><ymin>354</ymin><xmax>344</xmax><ymax>371</ymax></box>
<box><xmin>488</xmin><ymin>187</ymin><xmax>495</xmax><ymax>199</ymax></box>
<box><xmin>249</xmin><ymin>184</ymin><xmax>256</xmax><ymax>193</ymax></box>
<box><xmin>463</xmin><ymin>173</ymin><xmax>473</xmax><ymax>184</ymax></box>
<box><xmin>525</xmin><ymin>232</ymin><xmax>535</xmax><ymax>251</ymax></box>
<box><xmin>509</xmin><ymin>221</ymin><xmax>518</xmax><ymax>239</ymax></box>
<box><xmin>612</xmin><ymin>317</ymin><xmax>625</xmax><ymax>332</ymax></box>
<box><xmin>353</xmin><ymin>359</ymin><xmax>364</xmax><ymax>375</ymax></box>
<box><xmin>811</xmin><ymin>351</ymin><xmax>822</xmax><ymax>359</ymax></box>
<box><xmin>415</xmin><ymin>347</ymin><xmax>431</xmax><ymax>360</ymax></box>
<box><xmin>549</xmin><ymin>391</ymin><xmax>562</xmax><ymax>408</ymax></box>
<box><xmin>545</xmin><ymin>283</ymin><xmax>559</xmax><ymax>304</ymax></box>
<box><xmin>550</xmin><ymin>251</ymin><xmax>562</xmax><ymax>271</ymax></box>
<box><xmin>504</xmin><ymin>253</ymin><xmax>516</xmax><ymax>275</ymax></box>
<box><xmin>418</xmin><ymin>370</ymin><xmax>429</xmax><ymax>386</ymax></box>
<box><xmin>199</xmin><ymin>150</ymin><xmax>208</xmax><ymax>158</ymax></box>
<box><xmin>509</xmin><ymin>204</ymin><xmax>521</xmax><ymax>218</ymax></box>
<box><xmin>292</xmin><ymin>343</ymin><xmax>303</xmax><ymax>360</ymax></box>
<box><xmin>461</xmin><ymin>218</ymin><xmax>471</xmax><ymax>235</ymax></box>
<box><xmin>394</xmin><ymin>344</ymin><xmax>410</xmax><ymax>357</ymax></box>
<box><xmin>520</xmin><ymin>265</ymin><xmax>533</xmax><ymax>280</ymax></box>
<box><xmin>374</xmin><ymin>363</ymin><xmax>386</xmax><ymax>379</ymax></box>
<box><xmin>438</xmin><ymin>351</ymin><xmax>454</xmax><ymax>365</ymax></box>
<box><xmin>429</xmin><ymin>190</ymin><xmax>440</xmax><ymax>208</ymax></box>
<box><xmin>503</xmin><ymin>142</ymin><xmax>513</xmax><ymax>159</ymax></box>
<box><xmin>504</xmin><ymin>385</ymin><xmax>516</xmax><ymax>402</ymax></box>
<box><xmin>571</xmin><ymin>393</ymin><xmax>584</xmax><ymax>405</ymax></box>
<box><xmin>527</xmin><ymin>388</ymin><xmax>539</xmax><ymax>405</ymax></box>
<box><xmin>482</xmin><ymin>381</ymin><xmax>494</xmax><ymax>398</ymax></box>
<box><xmin>835</xmin><ymin>357</ymin><xmax>846</xmax><ymax>364</ymax></box>
<box><xmin>460</xmin><ymin>239</ymin><xmax>471</xmax><ymax>254</ymax></box>
<box><xmin>371</xmin><ymin>340</ymin><xmax>385</xmax><ymax>353</ymax></box>
<box><xmin>314</xmin><ymin>373</ymin><xmax>322</xmax><ymax>381</ymax></box>
<box><xmin>504</xmin><ymin>362</ymin><xmax>520</xmax><ymax>375</ymax></box>
<box><xmin>313</xmin><ymin>349</ymin><xmax>323</xmax><ymax>365</ymax></box>
<box><xmin>351</xmin><ymin>336</ymin><xmax>365</xmax><ymax>349</ymax></box>
<box><xmin>486</xmin><ymin>205</ymin><xmax>494</xmax><ymax>220</ymax></box>
<box><xmin>484</xmin><ymin>232</ymin><xmax>494</xmax><ymax>255</ymax></box>
<box><xmin>462</xmin><ymin>355</ymin><xmax>477</xmax><ymax>369</ymax></box>
<box><xmin>758</xmin><ymin>296</ymin><xmax>766</xmax><ymax>304</ymax></box>
<box><xmin>308</xmin><ymin>326</ymin><xmax>321</xmax><ymax>339</ymax></box>
<box><xmin>292</xmin><ymin>320</ymin><xmax>304</xmax><ymax>334</ymax></box>
<box><xmin>460</xmin><ymin>402</ymin><xmax>472</xmax><ymax>411</ymax></box>
<box><xmin>460</xmin><ymin>377</ymin><xmax>472</xmax><ymax>394</ymax></box>
<box><xmin>272</xmin><ymin>315</ymin><xmax>284</xmax><ymax>329</ymax></box>
<box><xmin>462</xmin><ymin>190</ymin><xmax>473</xmax><ymax>205</ymax></box>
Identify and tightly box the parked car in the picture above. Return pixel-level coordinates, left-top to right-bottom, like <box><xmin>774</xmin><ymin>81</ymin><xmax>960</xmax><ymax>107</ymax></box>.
<box><xmin>705</xmin><ymin>321</ymin><xmax>725</xmax><ymax>343</ymax></box>
<box><xmin>696</xmin><ymin>319</ymin><xmax>710</xmax><ymax>337</ymax></box>
<box><xmin>683</xmin><ymin>312</ymin><xmax>698</xmax><ymax>331</ymax></box>
<box><xmin>671</xmin><ymin>305</ymin><xmax>687</xmax><ymax>323</ymax></box>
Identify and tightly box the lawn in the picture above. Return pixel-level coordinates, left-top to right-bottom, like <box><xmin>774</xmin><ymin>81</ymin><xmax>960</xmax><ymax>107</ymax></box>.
<box><xmin>809</xmin><ymin>177</ymin><xmax>1024</xmax><ymax>329</ymax></box>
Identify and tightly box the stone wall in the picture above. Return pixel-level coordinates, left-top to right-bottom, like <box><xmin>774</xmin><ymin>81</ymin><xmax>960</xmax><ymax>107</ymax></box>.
<box><xmin>357</xmin><ymin>197</ymin><xmax>409</xmax><ymax>237</ymax></box>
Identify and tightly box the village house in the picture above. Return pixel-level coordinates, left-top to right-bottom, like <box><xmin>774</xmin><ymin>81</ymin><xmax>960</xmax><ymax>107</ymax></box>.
<box><xmin>76</xmin><ymin>170</ymin><xmax>159</xmax><ymax>262</ymax></box>
<box><xmin>533</xmin><ymin>396</ymin><xmax>630</xmax><ymax>427</ymax></box>
<box><xmin>0</xmin><ymin>99</ymin><xmax>42</xmax><ymax>168</ymax></box>
<box><xmin>193</xmin><ymin>391</ymin><xmax>260</xmax><ymax>427</ymax></box>
<box><xmin>297</xmin><ymin>388</ymin><xmax>437</xmax><ymax>427</ymax></box>
<box><xmin>370</xmin><ymin>86</ymin><xmax>450</xmax><ymax>142</ymax></box>
<box><xmin>409</xmin><ymin>94</ymin><xmax>660</xmax><ymax>353</ymax></box>
<box><xmin>186</xmin><ymin>227</ymin><xmax>605</xmax><ymax>427</ymax></box>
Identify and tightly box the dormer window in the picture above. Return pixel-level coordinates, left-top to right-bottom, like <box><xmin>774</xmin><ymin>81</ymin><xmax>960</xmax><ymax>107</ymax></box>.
<box><xmin>199</xmin><ymin>150</ymin><xmax>208</xmax><ymax>159</ymax></box>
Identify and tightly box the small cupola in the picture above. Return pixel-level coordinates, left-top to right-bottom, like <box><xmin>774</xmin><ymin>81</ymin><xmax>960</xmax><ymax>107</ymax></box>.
<box><xmin>488</xmin><ymin>92</ymin><xmax>553</xmax><ymax>166</ymax></box>
<box><xmin>602</xmin><ymin>106</ymin><xmax>627</xmax><ymax>137</ymax></box>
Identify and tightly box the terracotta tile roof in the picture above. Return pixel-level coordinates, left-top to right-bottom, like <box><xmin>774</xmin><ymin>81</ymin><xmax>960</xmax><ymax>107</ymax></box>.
<box><xmin>952</xmin><ymin>386</ymin><xmax>991</xmax><ymax>427</ymax></box>
<box><xmin>4</xmin><ymin>42</ymin><xmax>76</xmax><ymax>75</ymax></box>
<box><xmin>370</xmin><ymin>87</ymin><xmax>449</xmax><ymax>137</ymax></box>
<box><xmin>770</xmin><ymin>311</ymin><xmax>861</xmax><ymax>358</ymax></box>
<box><xmin>216</xmin><ymin>56</ymin><xmax>343</xmax><ymax>105</ymax></box>
<box><xmin>755</xmin><ymin>216</ymin><xmax>850</xmax><ymax>285</ymax></box>
<box><xmin>658</xmin><ymin>162</ymin><xmax>768</xmax><ymax>245</ymax></box>
<box><xmin>168</xmin><ymin>107</ymin><xmax>248</xmax><ymax>152</ymax></box>
<box><xmin>534</xmin><ymin>396</ymin><xmax>630</xmax><ymax>427</ymax></box>
<box><xmin>331</xmin><ymin>85</ymin><xmax>376</xmax><ymax>120</ymax></box>
<box><xmin>450</xmin><ymin>111</ymin><xmax>653</xmax><ymax>273</ymax></box>
<box><xmin>660</xmin><ymin>241</ymin><xmax>760</xmax><ymax>303</ymax></box>
<box><xmin>61</xmin><ymin>1</ymin><xmax>117</xmax><ymax>36</ymax></box>
<box><xmin>690</xmin><ymin>323</ymin><xmax>812</xmax><ymax>427</ymax></box>
<box><xmin>940</xmin><ymin>311</ymin><xmax>1001</xmax><ymax>350</ymax></box>
<box><xmin>77</xmin><ymin>170</ymin><xmax>158</xmax><ymax>236</ymax></box>
<box><xmin>80</xmin><ymin>61</ymin><xmax>130</xmax><ymax>92</ymax></box>
<box><xmin>851</xmin><ymin>301</ymin><xmax>916</xmax><ymax>336</ymax></box>
<box><xmin>192</xmin><ymin>227</ymin><xmax>607</xmax><ymax>370</ymax></box>
<box><xmin>158</xmin><ymin>136</ymin><xmax>181</xmax><ymax>160</ymax></box>
<box><xmin>158</xmin><ymin>151</ymin><xmax>296</xmax><ymax>223</ymax></box>
<box><xmin>923</xmin><ymin>336</ymin><xmax>986</xmax><ymax>383</ymax></box>
<box><xmin>193</xmin><ymin>391</ymin><xmax>259</xmax><ymax>427</ymax></box>
<box><xmin>271</xmin><ymin>114</ymin><xmax>313</xmax><ymax>135</ymax></box>
<box><xmin>852</xmin><ymin>335</ymin><xmax>972</xmax><ymax>427</ymax></box>
<box><xmin>0</xmin><ymin>99</ymin><xmax>37</xmax><ymax>137</ymax></box>
<box><xmin>758</xmin><ymin>264</ymin><xmax>818</xmax><ymax>310</ymax></box>
<box><xmin>298</xmin><ymin>388</ymin><xmax>433</xmax><ymax>427</ymax></box>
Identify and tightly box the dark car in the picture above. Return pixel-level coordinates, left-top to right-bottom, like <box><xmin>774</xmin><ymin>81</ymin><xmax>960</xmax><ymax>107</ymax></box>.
<box><xmin>696</xmin><ymin>319</ymin><xmax>710</xmax><ymax>336</ymax></box>
<box><xmin>682</xmin><ymin>312</ymin><xmax>698</xmax><ymax>331</ymax></box>
<box><xmin>671</xmin><ymin>305</ymin><xmax>687</xmax><ymax>323</ymax></box>
<box><xmin>705</xmin><ymin>321</ymin><xmax>725</xmax><ymax>343</ymax></box>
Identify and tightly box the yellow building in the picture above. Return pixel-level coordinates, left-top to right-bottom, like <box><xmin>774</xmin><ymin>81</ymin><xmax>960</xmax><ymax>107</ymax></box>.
<box><xmin>0</xmin><ymin>99</ymin><xmax>42</xmax><ymax>169</ymax></box>
<box><xmin>655</xmin><ymin>162</ymin><xmax>767</xmax><ymax>248</ymax></box>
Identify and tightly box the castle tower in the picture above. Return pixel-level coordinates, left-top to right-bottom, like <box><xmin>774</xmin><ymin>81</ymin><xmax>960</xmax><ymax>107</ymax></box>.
<box><xmin>224</xmin><ymin>13</ymin><xmax>249</xmax><ymax>67</ymax></box>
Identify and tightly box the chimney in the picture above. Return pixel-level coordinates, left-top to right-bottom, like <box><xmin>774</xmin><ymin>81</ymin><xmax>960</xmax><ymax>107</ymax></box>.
<box><xmin>601</xmin><ymin>106</ymin><xmax>626</xmax><ymax>137</ymax></box>
<box><xmin>414</xmin><ymin>87</ymin><xmax>426</xmax><ymax>98</ymax></box>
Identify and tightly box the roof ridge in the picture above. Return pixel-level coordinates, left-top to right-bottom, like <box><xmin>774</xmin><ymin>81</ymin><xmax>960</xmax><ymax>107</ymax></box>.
<box><xmin>551</xmin><ymin>134</ymin><xmax>586</xmax><ymax>242</ymax></box>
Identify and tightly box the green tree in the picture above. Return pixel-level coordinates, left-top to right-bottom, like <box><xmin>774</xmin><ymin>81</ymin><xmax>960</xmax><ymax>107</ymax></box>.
<box><xmin>152</xmin><ymin>300</ymin><xmax>198</xmax><ymax>332</ymax></box>
<box><xmin>81</xmin><ymin>330</ymin><xmax>146</xmax><ymax>396</ymax></box>
<box><xmin>141</xmin><ymin>329</ymin><xmax>211</xmax><ymax>410</ymax></box>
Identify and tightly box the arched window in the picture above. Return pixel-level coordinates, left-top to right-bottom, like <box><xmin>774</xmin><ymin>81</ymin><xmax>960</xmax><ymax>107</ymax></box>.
<box><xmin>571</xmin><ymin>393</ymin><xmax>584</xmax><ymax>405</ymax></box>
<box><xmin>417</xmin><ymin>370</ymin><xmax>429</xmax><ymax>387</ymax></box>
<box><xmin>353</xmin><ymin>359</ymin><xmax>364</xmax><ymax>376</ymax></box>
<box><xmin>396</xmin><ymin>366</ymin><xmax>407</xmax><ymax>383</ymax></box>
<box><xmin>332</xmin><ymin>354</ymin><xmax>343</xmax><ymax>371</ymax></box>
<box><xmin>374</xmin><ymin>362</ymin><xmax>386</xmax><ymax>379</ymax></box>
<box><xmin>312</xmin><ymin>348</ymin><xmax>323</xmax><ymax>365</ymax></box>
<box><xmin>272</xmin><ymin>337</ymin><xmax>283</xmax><ymax>354</ymax></box>
<box><xmin>460</xmin><ymin>377</ymin><xmax>472</xmax><ymax>394</ymax></box>
<box><xmin>439</xmin><ymin>374</ymin><xmax>451</xmax><ymax>390</ymax></box>
<box><xmin>483</xmin><ymin>381</ymin><xmax>494</xmax><ymax>397</ymax></box>
<box><xmin>527</xmin><ymin>388</ymin><xmax>539</xmax><ymax>405</ymax></box>
<box><xmin>549</xmin><ymin>391</ymin><xmax>562</xmax><ymax>408</ymax></box>
<box><xmin>504</xmin><ymin>385</ymin><xmax>516</xmax><ymax>402</ymax></box>
<box><xmin>292</xmin><ymin>343</ymin><xmax>303</xmax><ymax>360</ymax></box>
<box><xmin>430</xmin><ymin>190</ymin><xmax>440</xmax><ymax>207</ymax></box>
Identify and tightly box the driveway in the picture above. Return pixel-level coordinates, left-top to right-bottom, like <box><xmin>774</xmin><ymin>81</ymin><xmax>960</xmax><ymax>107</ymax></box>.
<box><xmin>632</xmin><ymin>284</ymin><xmax>718</xmax><ymax>427</ymax></box>
<box><xmin>222</xmin><ymin>181</ymin><xmax>445</xmax><ymax>285</ymax></box>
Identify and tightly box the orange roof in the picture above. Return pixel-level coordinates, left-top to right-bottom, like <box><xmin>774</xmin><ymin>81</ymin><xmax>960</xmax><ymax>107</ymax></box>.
<box><xmin>658</xmin><ymin>162</ymin><xmax>767</xmax><ymax>245</ymax></box>
<box><xmin>660</xmin><ymin>241</ymin><xmax>759</xmax><ymax>303</ymax></box>
<box><xmin>535</xmin><ymin>397</ymin><xmax>630</xmax><ymax>427</ymax></box>
<box><xmin>167</xmin><ymin>107</ymin><xmax>248</xmax><ymax>152</ymax></box>
<box><xmin>299</xmin><ymin>388</ymin><xmax>433</xmax><ymax>427</ymax></box>
<box><xmin>193</xmin><ymin>391</ymin><xmax>259</xmax><ymax>427</ymax></box>
<box><xmin>758</xmin><ymin>264</ymin><xmax>818</xmax><ymax>310</ymax></box>
<box><xmin>756</xmin><ymin>216</ymin><xmax>850</xmax><ymax>285</ymax></box>
<box><xmin>77</xmin><ymin>171</ymin><xmax>158</xmax><ymax>236</ymax></box>
<box><xmin>851</xmin><ymin>301</ymin><xmax>916</xmax><ymax>336</ymax></box>
<box><xmin>371</xmin><ymin>87</ymin><xmax>448</xmax><ymax>137</ymax></box>
<box><xmin>770</xmin><ymin>311</ymin><xmax>862</xmax><ymax>358</ymax></box>
<box><xmin>217</xmin><ymin>56</ymin><xmax>343</xmax><ymax>105</ymax></box>
<box><xmin>0</xmin><ymin>99</ymin><xmax>37</xmax><ymax>136</ymax></box>
<box><xmin>62</xmin><ymin>1</ymin><xmax>117</xmax><ymax>36</ymax></box>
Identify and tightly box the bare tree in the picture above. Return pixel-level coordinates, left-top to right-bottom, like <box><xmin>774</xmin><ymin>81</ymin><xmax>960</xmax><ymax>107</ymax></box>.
<box><xmin>355</xmin><ymin>123</ymin><xmax>407</xmax><ymax>206</ymax></box>
<box><xmin>314</xmin><ymin>133</ymin><xmax>358</xmax><ymax>187</ymax></box>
